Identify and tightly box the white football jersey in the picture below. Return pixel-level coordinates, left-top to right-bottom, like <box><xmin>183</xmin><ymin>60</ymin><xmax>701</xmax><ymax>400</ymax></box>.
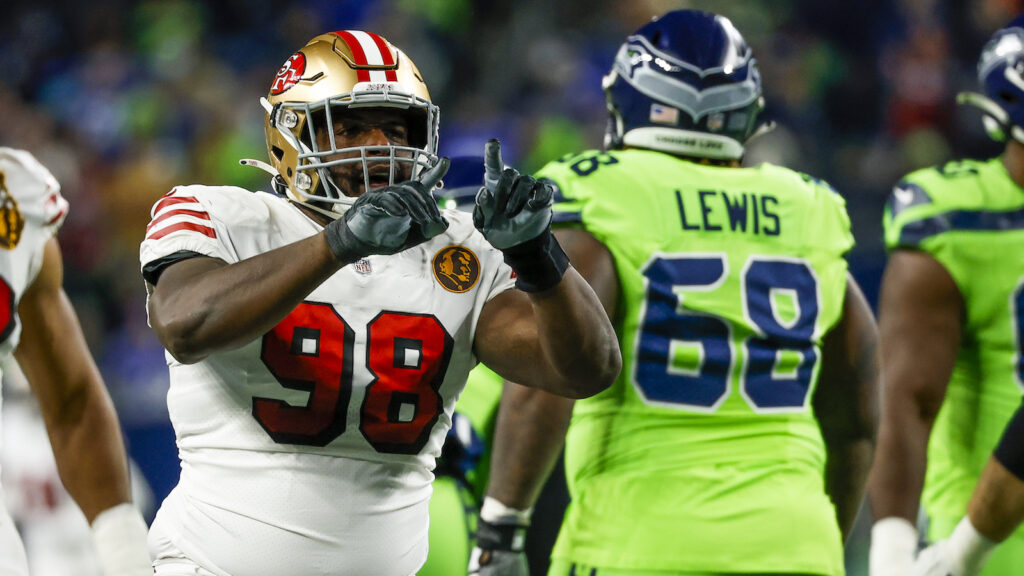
<box><xmin>0</xmin><ymin>148</ymin><xmax>69</xmax><ymax>576</ymax></box>
<box><xmin>140</xmin><ymin>185</ymin><xmax>515</xmax><ymax>576</ymax></box>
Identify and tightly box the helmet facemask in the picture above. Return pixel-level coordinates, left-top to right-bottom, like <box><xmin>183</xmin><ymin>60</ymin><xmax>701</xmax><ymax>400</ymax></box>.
<box><xmin>272</xmin><ymin>95</ymin><xmax>439</xmax><ymax>212</ymax></box>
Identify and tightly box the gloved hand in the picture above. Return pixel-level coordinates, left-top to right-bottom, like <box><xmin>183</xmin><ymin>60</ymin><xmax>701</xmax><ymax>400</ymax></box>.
<box><xmin>468</xmin><ymin>518</ymin><xmax>529</xmax><ymax>576</ymax></box>
<box><xmin>468</xmin><ymin>496</ymin><xmax>532</xmax><ymax>576</ymax></box>
<box><xmin>473</xmin><ymin>139</ymin><xmax>568</xmax><ymax>292</ymax></box>
<box><xmin>870</xmin><ymin>517</ymin><xmax>918</xmax><ymax>576</ymax></box>
<box><xmin>324</xmin><ymin>158</ymin><xmax>449</xmax><ymax>261</ymax></box>
<box><xmin>911</xmin><ymin>517</ymin><xmax>996</xmax><ymax>576</ymax></box>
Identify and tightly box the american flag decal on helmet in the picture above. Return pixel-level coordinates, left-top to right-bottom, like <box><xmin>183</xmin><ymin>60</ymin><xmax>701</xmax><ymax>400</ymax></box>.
<box><xmin>333</xmin><ymin>30</ymin><xmax>399</xmax><ymax>83</ymax></box>
<box><xmin>145</xmin><ymin>191</ymin><xmax>216</xmax><ymax>241</ymax></box>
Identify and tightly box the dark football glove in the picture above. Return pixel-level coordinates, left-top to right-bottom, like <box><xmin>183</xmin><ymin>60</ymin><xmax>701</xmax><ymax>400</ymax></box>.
<box><xmin>473</xmin><ymin>140</ymin><xmax>568</xmax><ymax>292</ymax></box>
<box><xmin>468</xmin><ymin>518</ymin><xmax>529</xmax><ymax>576</ymax></box>
<box><xmin>324</xmin><ymin>158</ymin><xmax>449</xmax><ymax>261</ymax></box>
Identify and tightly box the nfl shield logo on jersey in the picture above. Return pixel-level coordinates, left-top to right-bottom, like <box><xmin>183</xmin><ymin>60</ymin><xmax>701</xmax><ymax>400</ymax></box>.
<box><xmin>354</xmin><ymin>258</ymin><xmax>372</xmax><ymax>275</ymax></box>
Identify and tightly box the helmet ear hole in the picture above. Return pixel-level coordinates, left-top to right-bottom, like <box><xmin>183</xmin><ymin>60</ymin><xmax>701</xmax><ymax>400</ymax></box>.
<box><xmin>272</xmin><ymin>146</ymin><xmax>285</xmax><ymax>161</ymax></box>
<box><xmin>983</xmin><ymin>115</ymin><xmax>1008</xmax><ymax>142</ymax></box>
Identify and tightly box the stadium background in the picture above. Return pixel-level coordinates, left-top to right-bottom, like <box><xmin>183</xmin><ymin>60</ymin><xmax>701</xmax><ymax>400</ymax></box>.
<box><xmin>0</xmin><ymin>0</ymin><xmax>1019</xmax><ymax>573</ymax></box>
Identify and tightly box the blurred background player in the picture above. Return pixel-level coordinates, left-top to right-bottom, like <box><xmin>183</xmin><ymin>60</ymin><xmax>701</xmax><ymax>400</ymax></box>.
<box><xmin>420</xmin><ymin>156</ymin><xmax>505</xmax><ymax>576</ymax></box>
<box><xmin>1</xmin><ymin>360</ymin><xmax>155</xmax><ymax>576</ymax></box>
<box><xmin>867</xmin><ymin>14</ymin><xmax>1024</xmax><ymax>576</ymax></box>
<box><xmin>471</xmin><ymin>10</ymin><xmax>879</xmax><ymax>576</ymax></box>
<box><xmin>0</xmin><ymin>148</ymin><xmax>150</xmax><ymax>575</ymax></box>
<box><xmin>909</xmin><ymin>400</ymin><xmax>1024</xmax><ymax>576</ymax></box>
<box><xmin>140</xmin><ymin>30</ymin><xmax>619</xmax><ymax>576</ymax></box>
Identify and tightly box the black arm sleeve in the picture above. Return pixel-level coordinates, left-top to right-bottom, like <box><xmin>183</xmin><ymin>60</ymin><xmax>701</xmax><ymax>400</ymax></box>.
<box><xmin>141</xmin><ymin>250</ymin><xmax>207</xmax><ymax>285</ymax></box>
<box><xmin>994</xmin><ymin>401</ymin><xmax>1024</xmax><ymax>481</ymax></box>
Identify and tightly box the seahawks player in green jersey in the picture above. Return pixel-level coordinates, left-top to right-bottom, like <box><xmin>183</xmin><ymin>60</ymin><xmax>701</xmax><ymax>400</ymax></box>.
<box><xmin>470</xmin><ymin>10</ymin><xmax>879</xmax><ymax>576</ymax></box>
<box><xmin>867</xmin><ymin>14</ymin><xmax>1024</xmax><ymax>576</ymax></box>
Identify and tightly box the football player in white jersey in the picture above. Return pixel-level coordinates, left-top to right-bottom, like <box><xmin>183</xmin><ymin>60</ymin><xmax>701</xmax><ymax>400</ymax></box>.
<box><xmin>0</xmin><ymin>148</ymin><xmax>151</xmax><ymax>575</ymax></box>
<box><xmin>140</xmin><ymin>30</ymin><xmax>620</xmax><ymax>576</ymax></box>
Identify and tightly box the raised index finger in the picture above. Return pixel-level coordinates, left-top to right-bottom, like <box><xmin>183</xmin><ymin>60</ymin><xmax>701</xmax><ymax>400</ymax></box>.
<box><xmin>418</xmin><ymin>157</ymin><xmax>450</xmax><ymax>191</ymax></box>
<box><xmin>484</xmin><ymin>139</ymin><xmax>503</xmax><ymax>190</ymax></box>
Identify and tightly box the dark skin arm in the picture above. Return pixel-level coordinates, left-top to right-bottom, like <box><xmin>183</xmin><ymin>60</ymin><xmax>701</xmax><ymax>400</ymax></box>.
<box><xmin>866</xmin><ymin>249</ymin><xmax>963</xmax><ymax>524</ymax></box>
<box><xmin>484</xmin><ymin>227</ymin><xmax>619</xmax><ymax>508</ymax></box>
<box><xmin>472</xmin><ymin>225</ymin><xmax>620</xmax><ymax>399</ymax></box>
<box><xmin>814</xmin><ymin>275</ymin><xmax>880</xmax><ymax>541</ymax></box>
<box><xmin>148</xmin><ymin>230</ymin><xmax>347</xmax><ymax>364</ymax></box>
<box><xmin>14</xmin><ymin>238</ymin><xmax>132</xmax><ymax>524</ymax></box>
<box><xmin>969</xmin><ymin>454</ymin><xmax>1024</xmax><ymax>542</ymax></box>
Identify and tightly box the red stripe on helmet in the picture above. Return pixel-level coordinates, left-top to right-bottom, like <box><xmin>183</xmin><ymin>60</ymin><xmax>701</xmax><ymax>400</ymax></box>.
<box><xmin>334</xmin><ymin>30</ymin><xmax>370</xmax><ymax>83</ymax></box>
<box><xmin>365</xmin><ymin>32</ymin><xmax>399</xmax><ymax>81</ymax></box>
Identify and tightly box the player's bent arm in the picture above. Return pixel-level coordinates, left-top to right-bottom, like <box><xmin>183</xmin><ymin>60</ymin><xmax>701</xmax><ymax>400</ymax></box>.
<box><xmin>474</xmin><ymin>269</ymin><xmax>619</xmax><ymax>399</ymax></box>
<box><xmin>908</xmin><ymin>439</ymin><xmax>1024</xmax><ymax>576</ymax></box>
<box><xmin>15</xmin><ymin>238</ymin><xmax>151</xmax><ymax>573</ymax></box>
<box><xmin>814</xmin><ymin>274</ymin><xmax>880</xmax><ymax>540</ymax></box>
<box><xmin>484</xmin><ymin>227</ymin><xmax>619</xmax><ymax>506</ymax></box>
<box><xmin>147</xmin><ymin>232</ymin><xmax>343</xmax><ymax>364</ymax></box>
<box><xmin>971</xmin><ymin>403</ymin><xmax>1024</xmax><ymax>542</ymax></box>
<box><xmin>15</xmin><ymin>238</ymin><xmax>132</xmax><ymax>522</ymax></box>
<box><xmin>867</xmin><ymin>249</ymin><xmax>963</xmax><ymax>524</ymax></box>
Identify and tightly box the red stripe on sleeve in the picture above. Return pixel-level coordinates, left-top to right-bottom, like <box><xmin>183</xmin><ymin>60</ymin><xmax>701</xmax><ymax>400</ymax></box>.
<box><xmin>335</xmin><ymin>31</ymin><xmax>370</xmax><ymax>83</ymax></box>
<box><xmin>145</xmin><ymin>221</ymin><xmax>217</xmax><ymax>241</ymax></box>
<box><xmin>152</xmin><ymin>195</ymin><xmax>202</xmax><ymax>216</ymax></box>
<box><xmin>146</xmin><ymin>208</ymin><xmax>212</xmax><ymax>232</ymax></box>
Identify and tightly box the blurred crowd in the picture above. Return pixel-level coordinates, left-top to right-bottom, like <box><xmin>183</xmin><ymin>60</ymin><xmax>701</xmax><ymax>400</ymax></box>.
<box><xmin>0</xmin><ymin>0</ymin><xmax>1021</xmax><ymax>572</ymax></box>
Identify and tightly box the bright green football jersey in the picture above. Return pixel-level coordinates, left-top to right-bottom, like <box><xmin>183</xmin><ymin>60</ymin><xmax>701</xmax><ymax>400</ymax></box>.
<box><xmin>884</xmin><ymin>156</ymin><xmax>1024</xmax><ymax>573</ymax></box>
<box><xmin>539</xmin><ymin>149</ymin><xmax>854</xmax><ymax>575</ymax></box>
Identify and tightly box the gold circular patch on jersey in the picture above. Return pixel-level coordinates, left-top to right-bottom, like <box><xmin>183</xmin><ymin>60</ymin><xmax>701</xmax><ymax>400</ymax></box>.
<box><xmin>432</xmin><ymin>245</ymin><xmax>480</xmax><ymax>293</ymax></box>
<box><xmin>0</xmin><ymin>173</ymin><xmax>24</xmax><ymax>250</ymax></box>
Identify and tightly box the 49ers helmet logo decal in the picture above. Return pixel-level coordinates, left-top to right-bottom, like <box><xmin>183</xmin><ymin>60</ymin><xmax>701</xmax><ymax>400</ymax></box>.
<box><xmin>432</xmin><ymin>246</ymin><xmax>480</xmax><ymax>293</ymax></box>
<box><xmin>271</xmin><ymin>52</ymin><xmax>307</xmax><ymax>95</ymax></box>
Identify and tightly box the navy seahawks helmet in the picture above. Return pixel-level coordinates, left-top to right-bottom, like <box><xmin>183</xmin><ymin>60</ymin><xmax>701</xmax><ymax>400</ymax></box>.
<box><xmin>959</xmin><ymin>15</ymin><xmax>1024</xmax><ymax>143</ymax></box>
<box><xmin>603</xmin><ymin>10</ymin><xmax>768</xmax><ymax>160</ymax></box>
<box><xmin>436</xmin><ymin>155</ymin><xmax>485</xmax><ymax>212</ymax></box>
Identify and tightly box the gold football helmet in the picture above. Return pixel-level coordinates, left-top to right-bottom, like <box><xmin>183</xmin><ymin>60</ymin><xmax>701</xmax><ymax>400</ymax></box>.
<box><xmin>257</xmin><ymin>30</ymin><xmax>440</xmax><ymax>218</ymax></box>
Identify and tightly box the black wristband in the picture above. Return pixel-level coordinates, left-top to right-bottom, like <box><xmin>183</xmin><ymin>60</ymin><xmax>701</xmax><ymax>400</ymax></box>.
<box><xmin>501</xmin><ymin>229</ymin><xmax>570</xmax><ymax>293</ymax></box>
<box><xmin>476</xmin><ymin>518</ymin><xmax>528</xmax><ymax>552</ymax></box>
<box><xmin>994</xmin><ymin>402</ymin><xmax>1024</xmax><ymax>481</ymax></box>
<box><xmin>322</xmin><ymin>219</ymin><xmax>373</xmax><ymax>263</ymax></box>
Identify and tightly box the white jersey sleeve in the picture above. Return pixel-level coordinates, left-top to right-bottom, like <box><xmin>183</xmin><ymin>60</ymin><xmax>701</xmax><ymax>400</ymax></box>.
<box><xmin>140</xmin><ymin>184</ymin><xmax>264</xmax><ymax>271</ymax></box>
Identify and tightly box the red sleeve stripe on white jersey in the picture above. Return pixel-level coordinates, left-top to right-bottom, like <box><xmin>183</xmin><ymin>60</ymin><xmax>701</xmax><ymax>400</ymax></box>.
<box><xmin>145</xmin><ymin>208</ymin><xmax>210</xmax><ymax>232</ymax></box>
<box><xmin>145</xmin><ymin>195</ymin><xmax>217</xmax><ymax>241</ymax></box>
<box><xmin>334</xmin><ymin>30</ymin><xmax>399</xmax><ymax>83</ymax></box>
<box><xmin>146</xmin><ymin>221</ymin><xmax>217</xmax><ymax>241</ymax></box>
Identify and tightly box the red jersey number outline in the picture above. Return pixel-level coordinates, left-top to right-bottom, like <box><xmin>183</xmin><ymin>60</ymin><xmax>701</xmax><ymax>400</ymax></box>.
<box><xmin>256</xmin><ymin>302</ymin><xmax>452</xmax><ymax>453</ymax></box>
<box><xmin>0</xmin><ymin>275</ymin><xmax>15</xmax><ymax>344</ymax></box>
